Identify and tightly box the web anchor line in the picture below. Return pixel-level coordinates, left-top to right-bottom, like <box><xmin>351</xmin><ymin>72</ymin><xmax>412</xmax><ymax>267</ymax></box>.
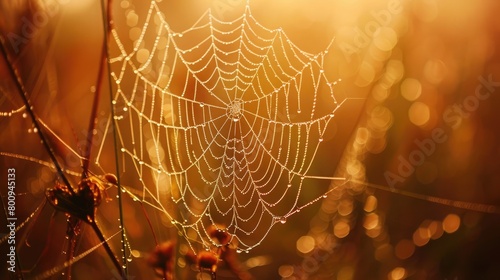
<box><xmin>305</xmin><ymin>175</ymin><xmax>500</xmax><ymax>214</ymax></box>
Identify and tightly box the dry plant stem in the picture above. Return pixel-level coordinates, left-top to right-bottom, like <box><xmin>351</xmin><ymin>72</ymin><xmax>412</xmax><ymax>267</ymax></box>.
<box><xmin>83</xmin><ymin>0</ymin><xmax>129</xmax><ymax>278</ymax></box>
<box><xmin>140</xmin><ymin>203</ymin><xmax>159</xmax><ymax>245</ymax></box>
<box><xmin>66</xmin><ymin>235</ymin><xmax>75</xmax><ymax>280</ymax></box>
<box><xmin>99</xmin><ymin>0</ymin><xmax>130</xmax><ymax>277</ymax></box>
<box><xmin>2</xmin><ymin>6</ymin><xmax>123</xmax><ymax>279</ymax></box>
<box><xmin>78</xmin><ymin>0</ymin><xmax>119</xmax><ymax>272</ymax></box>
<box><xmin>1</xmin><ymin>33</ymin><xmax>84</xmax><ymax>280</ymax></box>
<box><xmin>65</xmin><ymin>217</ymin><xmax>80</xmax><ymax>280</ymax></box>
<box><xmin>81</xmin><ymin>5</ymin><xmax>109</xmax><ymax>176</ymax></box>
<box><xmin>90</xmin><ymin>221</ymin><xmax>126</xmax><ymax>279</ymax></box>
<box><xmin>0</xmin><ymin>36</ymin><xmax>75</xmax><ymax>196</ymax></box>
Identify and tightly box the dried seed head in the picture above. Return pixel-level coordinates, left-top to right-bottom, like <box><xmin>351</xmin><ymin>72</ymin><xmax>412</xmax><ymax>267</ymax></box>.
<box><xmin>207</xmin><ymin>224</ymin><xmax>231</xmax><ymax>246</ymax></box>
<box><xmin>45</xmin><ymin>181</ymin><xmax>96</xmax><ymax>223</ymax></box>
<box><xmin>104</xmin><ymin>173</ymin><xmax>118</xmax><ymax>185</ymax></box>
<box><xmin>148</xmin><ymin>242</ymin><xmax>175</xmax><ymax>268</ymax></box>
<box><xmin>147</xmin><ymin>241</ymin><xmax>175</xmax><ymax>274</ymax></box>
<box><xmin>197</xmin><ymin>251</ymin><xmax>218</xmax><ymax>273</ymax></box>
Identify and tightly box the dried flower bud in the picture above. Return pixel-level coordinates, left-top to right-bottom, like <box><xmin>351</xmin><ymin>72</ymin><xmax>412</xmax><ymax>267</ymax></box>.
<box><xmin>207</xmin><ymin>224</ymin><xmax>232</xmax><ymax>246</ymax></box>
<box><xmin>104</xmin><ymin>173</ymin><xmax>118</xmax><ymax>185</ymax></box>
<box><xmin>197</xmin><ymin>251</ymin><xmax>218</xmax><ymax>274</ymax></box>
<box><xmin>147</xmin><ymin>241</ymin><xmax>175</xmax><ymax>278</ymax></box>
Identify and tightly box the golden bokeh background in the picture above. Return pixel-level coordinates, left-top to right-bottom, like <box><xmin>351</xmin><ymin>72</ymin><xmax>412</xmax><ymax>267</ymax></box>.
<box><xmin>1</xmin><ymin>0</ymin><xmax>500</xmax><ymax>279</ymax></box>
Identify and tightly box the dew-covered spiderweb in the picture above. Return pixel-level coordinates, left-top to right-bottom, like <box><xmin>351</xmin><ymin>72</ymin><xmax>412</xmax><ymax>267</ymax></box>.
<box><xmin>105</xmin><ymin>0</ymin><xmax>350</xmax><ymax>252</ymax></box>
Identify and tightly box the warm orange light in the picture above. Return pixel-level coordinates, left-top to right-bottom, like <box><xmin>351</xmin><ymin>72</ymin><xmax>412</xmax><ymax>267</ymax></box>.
<box><xmin>443</xmin><ymin>214</ymin><xmax>461</xmax><ymax>233</ymax></box>
<box><xmin>364</xmin><ymin>195</ymin><xmax>378</xmax><ymax>212</ymax></box>
<box><xmin>400</xmin><ymin>78</ymin><xmax>422</xmax><ymax>101</ymax></box>
<box><xmin>296</xmin><ymin>235</ymin><xmax>316</xmax><ymax>254</ymax></box>
<box><xmin>408</xmin><ymin>102</ymin><xmax>430</xmax><ymax>126</ymax></box>
<box><xmin>389</xmin><ymin>267</ymin><xmax>406</xmax><ymax>280</ymax></box>
<box><xmin>395</xmin><ymin>239</ymin><xmax>415</xmax><ymax>260</ymax></box>
<box><xmin>278</xmin><ymin>265</ymin><xmax>294</xmax><ymax>278</ymax></box>
<box><xmin>334</xmin><ymin>221</ymin><xmax>351</xmax><ymax>238</ymax></box>
<box><xmin>363</xmin><ymin>213</ymin><xmax>379</xmax><ymax>230</ymax></box>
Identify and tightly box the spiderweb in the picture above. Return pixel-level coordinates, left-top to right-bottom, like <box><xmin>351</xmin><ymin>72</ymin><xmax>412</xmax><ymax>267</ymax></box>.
<box><xmin>105</xmin><ymin>0</ymin><xmax>348</xmax><ymax>252</ymax></box>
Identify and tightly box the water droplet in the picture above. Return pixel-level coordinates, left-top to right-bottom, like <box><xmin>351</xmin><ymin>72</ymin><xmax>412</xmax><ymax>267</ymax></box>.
<box><xmin>22</xmin><ymin>113</ymin><xmax>27</xmax><ymax>118</ymax></box>
<box><xmin>236</xmin><ymin>249</ymin><xmax>242</xmax><ymax>253</ymax></box>
<box><xmin>122</xmin><ymin>265</ymin><xmax>127</xmax><ymax>269</ymax></box>
<box><xmin>127</xmin><ymin>258</ymin><xmax>133</xmax><ymax>262</ymax></box>
<box><xmin>233</xmin><ymin>118</ymin><xmax>239</xmax><ymax>122</ymax></box>
<box><xmin>297</xmin><ymin>110</ymin><xmax>301</xmax><ymax>113</ymax></box>
<box><xmin>319</xmin><ymin>138</ymin><xmax>323</xmax><ymax>142</ymax></box>
<box><xmin>323</xmin><ymin>194</ymin><xmax>328</xmax><ymax>198</ymax></box>
<box><xmin>287</xmin><ymin>183</ymin><xmax>292</xmax><ymax>188</ymax></box>
<box><xmin>280</xmin><ymin>217</ymin><xmax>286</xmax><ymax>224</ymax></box>
<box><xmin>200</xmin><ymin>102</ymin><xmax>204</xmax><ymax>107</ymax></box>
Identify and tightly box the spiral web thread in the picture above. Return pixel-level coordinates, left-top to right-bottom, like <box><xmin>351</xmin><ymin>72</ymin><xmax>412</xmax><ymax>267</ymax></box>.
<box><xmin>105</xmin><ymin>1</ymin><xmax>349</xmax><ymax>253</ymax></box>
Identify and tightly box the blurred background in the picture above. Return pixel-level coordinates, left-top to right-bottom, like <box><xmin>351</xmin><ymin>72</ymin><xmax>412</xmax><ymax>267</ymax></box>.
<box><xmin>1</xmin><ymin>0</ymin><xmax>500</xmax><ymax>279</ymax></box>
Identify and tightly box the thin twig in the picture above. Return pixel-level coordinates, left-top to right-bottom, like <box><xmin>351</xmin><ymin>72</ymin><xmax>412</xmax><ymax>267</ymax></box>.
<box><xmin>90</xmin><ymin>221</ymin><xmax>126</xmax><ymax>279</ymax></box>
<box><xmin>99</xmin><ymin>0</ymin><xmax>130</xmax><ymax>277</ymax></box>
<box><xmin>0</xmin><ymin>36</ymin><xmax>75</xmax><ymax>196</ymax></box>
